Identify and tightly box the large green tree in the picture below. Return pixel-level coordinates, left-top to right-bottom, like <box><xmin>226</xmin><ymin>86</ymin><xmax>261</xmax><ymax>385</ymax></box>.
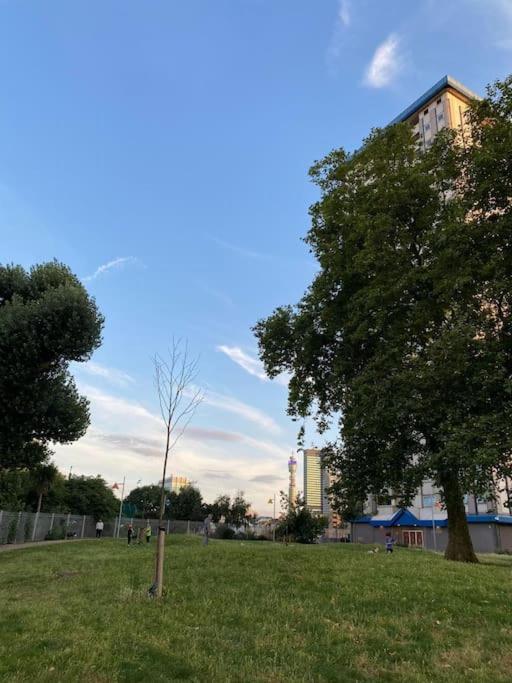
<box><xmin>168</xmin><ymin>485</ymin><xmax>204</xmax><ymax>521</ymax></box>
<box><xmin>64</xmin><ymin>475</ymin><xmax>119</xmax><ymax>520</ymax></box>
<box><xmin>255</xmin><ymin>76</ymin><xmax>512</xmax><ymax>563</ymax></box>
<box><xmin>124</xmin><ymin>485</ymin><xmax>162</xmax><ymax>518</ymax></box>
<box><xmin>0</xmin><ymin>261</ymin><xmax>104</xmax><ymax>470</ymax></box>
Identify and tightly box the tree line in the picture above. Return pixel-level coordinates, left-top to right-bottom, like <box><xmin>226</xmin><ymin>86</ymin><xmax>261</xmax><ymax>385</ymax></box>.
<box><xmin>0</xmin><ymin>467</ymin><xmax>119</xmax><ymax>521</ymax></box>
<box><xmin>124</xmin><ymin>484</ymin><xmax>253</xmax><ymax>525</ymax></box>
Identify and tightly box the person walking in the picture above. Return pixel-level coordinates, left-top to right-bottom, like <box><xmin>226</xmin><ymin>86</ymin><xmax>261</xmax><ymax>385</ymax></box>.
<box><xmin>95</xmin><ymin>520</ymin><xmax>104</xmax><ymax>538</ymax></box>
<box><xmin>127</xmin><ymin>523</ymin><xmax>134</xmax><ymax>545</ymax></box>
<box><xmin>385</xmin><ymin>532</ymin><xmax>396</xmax><ymax>554</ymax></box>
<box><xmin>145</xmin><ymin>523</ymin><xmax>152</xmax><ymax>544</ymax></box>
<box><xmin>203</xmin><ymin>514</ymin><xmax>213</xmax><ymax>545</ymax></box>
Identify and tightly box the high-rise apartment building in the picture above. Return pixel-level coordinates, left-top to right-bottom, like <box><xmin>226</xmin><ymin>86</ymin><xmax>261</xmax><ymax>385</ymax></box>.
<box><xmin>303</xmin><ymin>448</ymin><xmax>323</xmax><ymax>512</ymax></box>
<box><xmin>389</xmin><ymin>75</ymin><xmax>479</xmax><ymax>148</ymax></box>
<box><xmin>303</xmin><ymin>448</ymin><xmax>334</xmax><ymax>518</ymax></box>
<box><xmin>163</xmin><ymin>474</ymin><xmax>191</xmax><ymax>494</ymax></box>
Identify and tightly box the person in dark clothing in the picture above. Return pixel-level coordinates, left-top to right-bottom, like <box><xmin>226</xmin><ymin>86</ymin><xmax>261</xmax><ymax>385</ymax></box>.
<box><xmin>385</xmin><ymin>532</ymin><xmax>396</xmax><ymax>553</ymax></box>
<box><xmin>127</xmin><ymin>523</ymin><xmax>134</xmax><ymax>545</ymax></box>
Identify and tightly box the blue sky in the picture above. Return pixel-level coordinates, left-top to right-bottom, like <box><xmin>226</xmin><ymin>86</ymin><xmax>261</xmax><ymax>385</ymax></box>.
<box><xmin>1</xmin><ymin>0</ymin><xmax>511</xmax><ymax>512</ymax></box>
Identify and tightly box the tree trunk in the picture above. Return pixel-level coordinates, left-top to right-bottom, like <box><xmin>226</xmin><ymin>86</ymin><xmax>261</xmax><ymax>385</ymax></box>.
<box><xmin>440</xmin><ymin>471</ymin><xmax>478</xmax><ymax>563</ymax></box>
<box><xmin>36</xmin><ymin>492</ymin><xmax>43</xmax><ymax>514</ymax></box>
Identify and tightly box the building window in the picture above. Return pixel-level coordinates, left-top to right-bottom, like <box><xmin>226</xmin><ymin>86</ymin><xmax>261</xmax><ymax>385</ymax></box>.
<box><xmin>437</xmin><ymin>98</ymin><xmax>442</xmax><ymax>104</ymax></box>
<box><xmin>423</xmin><ymin>495</ymin><xmax>434</xmax><ymax>507</ymax></box>
<box><xmin>424</xmin><ymin>108</ymin><xmax>429</xmax><ymax>115</ymax></box>
<box><xmin>424</xmin><ymin>123</ymin><xmax>431</xmax><ymax>131</ymax></box>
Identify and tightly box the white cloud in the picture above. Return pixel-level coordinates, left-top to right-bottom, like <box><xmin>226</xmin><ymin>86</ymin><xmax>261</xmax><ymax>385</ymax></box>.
<box><xmin>202</xmin><ymin>388</ymin><xmax>282</xmax><ymax>434</ymax></box>
<box><xmin>327</xmin><ymin>0</ymin><xmax>351</xmax><ymax>69</ymax></box>
<box><xmin>212</xmin><ymin>237</ymin><xmax>270</xmax><ymax>261</ymax></box>
<box><xmin>83</xmin><ymin>256</ymin><xmax>140</xmax><ymax>282</ymax></box>
<box><xmin>216</xmin><ymin>345</ymin><xmax>289</xmax><ymax>387</ymax></box>
<box><xmin>53</xmin><ymin>383</ymin><xmax>292</xmax><ymax>513</ymax></box>
<box><xmin>338</xmin><ymin>0</ymin><xmax>351</xmax><ymax>27</ymax></box>
<box><xmin>217</xmin><ymin>345</ymin><xmax>267</xmax><ymax>382</ymax></box>
<box><xmin>80</xmin><ymin>361</ymin><xmax>135</xmax><ymax>387</ymax></box>
<box><xmin>364</xmin><ymin>34</ymin><xmax>402</xmax><ymax>88</ymax></box>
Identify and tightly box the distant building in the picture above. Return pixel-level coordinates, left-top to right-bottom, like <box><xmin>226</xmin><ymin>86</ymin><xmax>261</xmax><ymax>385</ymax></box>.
<box><xmin>303</xmin><ymin>448</ymin><xmax>323</xmax><ymax>513</ymax></box>
<box><xmin>163</xmin><ymin>475</ymin><xmax>191</xmax><ymax>494</ymax></box>
<box><xmin>303</xmin><ymin>448</ymin><xmax>332</xmax><ymax>516</ymax></box>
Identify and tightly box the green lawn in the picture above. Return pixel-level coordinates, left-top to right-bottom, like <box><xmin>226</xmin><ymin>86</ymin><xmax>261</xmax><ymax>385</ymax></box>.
<box><xmin>1</xmin><ymin>537</ymin><xmax>511</xmax><ymax>683</ymax></box>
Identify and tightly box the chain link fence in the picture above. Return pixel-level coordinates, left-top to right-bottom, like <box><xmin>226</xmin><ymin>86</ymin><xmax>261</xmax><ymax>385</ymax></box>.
<box><xmin>0</xmin><ymin>510</ymin><xmax>205</xmax><ymax>546</ymax></box>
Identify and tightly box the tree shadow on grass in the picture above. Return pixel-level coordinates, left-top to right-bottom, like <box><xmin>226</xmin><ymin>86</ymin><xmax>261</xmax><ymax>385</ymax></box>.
<box><xmin>118</xmin><ymin>645</ymin><xmax>194</xmax><ymax>682</ymax></box>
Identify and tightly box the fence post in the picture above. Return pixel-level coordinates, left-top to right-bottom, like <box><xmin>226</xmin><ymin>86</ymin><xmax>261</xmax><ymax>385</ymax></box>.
<box><xmin>32</xmin><ymin>511</ymin><xmax>39</xmax><ymax>542</ymax></box>
<box><xmin>81</xmin><ymin>515</ymin><xmax>86</xmax><ymax>539</ymax></box>
<box><xmin>65</xmin><ymin>513</ymin><xmax>71</xmax><ymax>540</ymax></box>
<box><xmin>49</xmin><ymin>513</ymin><xmax>55</xmax><ymax>531</ymax></box>
<box><xmin>113</xmin><ymin>518</ymin><xmax>117</xmax><ymax>539</ymax></box>
<box><xmin>187</xmin><ymin>520</ymin><xmax>190</xmax><ymax>535</ymax></box>
<box><xmin>17</xmin><ymin>511</ymin><xmax>22</xmax><ymax>543</ymax></box>
<box><xmin>166</xmin><ymin>519</ymin><xmax>170</xmax><ymax>534</ymax></box>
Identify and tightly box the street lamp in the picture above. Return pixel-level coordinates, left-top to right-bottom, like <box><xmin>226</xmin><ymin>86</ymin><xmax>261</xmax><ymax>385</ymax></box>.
<box><xmin>268</xmin><ymin>494</ymin><xmax>277</xmax><ymax>542</ymax></box>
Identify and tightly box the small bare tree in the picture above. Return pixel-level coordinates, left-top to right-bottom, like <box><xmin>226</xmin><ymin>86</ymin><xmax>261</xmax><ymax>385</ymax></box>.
<box><xmin>150</xmin><ymin>339</ymin><xmax>202</xmax><ymax>598</ymax></box>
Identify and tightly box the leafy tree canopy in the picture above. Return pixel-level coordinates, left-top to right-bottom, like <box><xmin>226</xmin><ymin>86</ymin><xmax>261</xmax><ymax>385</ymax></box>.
<box><xmin>0</xmin><ymin>261</ymin><xmax>104</xmax><ymax>470</ymax></box>
<box><xmin>124</xmin><ymin>485</ymin><xmax>162</xmax><ymax>518</ymax></box>
<box><xmin>255</xmin><ymin>76</ymin><xmax>512</xmax><ymax>562</ymax></box>
<box><xmin>63</xmin><ymin>475</ymin><xmax>119</xmax><ymax>520</ymax></box>
<box><xmin>168</xmin><ymin>485</ymin><xmax>204</xmax><ymax>521</ymax></box>
<box><xmin>276</xmin><ymin>496</ymin><xmax>327</xmax><ymax>544</ymax></box>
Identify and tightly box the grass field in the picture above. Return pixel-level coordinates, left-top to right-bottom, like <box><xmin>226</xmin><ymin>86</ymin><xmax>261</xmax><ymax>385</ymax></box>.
<box><xmin>1</xmin><ymin>537</ymin><xmax>512</xmax><ymax>683</ymax></box>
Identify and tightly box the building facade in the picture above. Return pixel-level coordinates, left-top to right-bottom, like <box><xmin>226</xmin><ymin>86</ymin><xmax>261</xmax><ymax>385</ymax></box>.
<box><xmin>163</xmin><ymin>475</ymin><xmax>191</xmax><ymax>494</ymax></box>
<box><xmin>303</xmin><ymin>448</ymin><xmax>323</xmax><ymax>513</ymax></box>
<box><xmin>352</xmin><ymin>76</ymin><xmax>512</xmax><ymax>553</ymax></box>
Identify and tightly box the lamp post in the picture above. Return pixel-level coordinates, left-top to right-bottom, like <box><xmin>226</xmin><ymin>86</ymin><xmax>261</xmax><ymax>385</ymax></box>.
<box><xmin>115</xmin><ymin>477</ymin><xmax>126</xmax><ymax>539</ymax></box>
<box><xmin>268</xmin><ymin>494</ymin><xmax>277</xmax><ymax>541</ymax></box>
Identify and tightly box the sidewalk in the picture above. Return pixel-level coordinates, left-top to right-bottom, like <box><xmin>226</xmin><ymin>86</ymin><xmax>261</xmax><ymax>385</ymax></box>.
<box><xmin>0</xmin><ymin>538</ymin><xmax>97</xmax><ymax>553</ymax></box>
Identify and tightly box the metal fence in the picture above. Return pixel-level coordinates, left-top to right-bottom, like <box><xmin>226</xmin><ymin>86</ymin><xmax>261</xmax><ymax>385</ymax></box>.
<box><xmin>0</xmin><ymin>510</ymin><xmax>205</xmax><ymax>546</ymax></box>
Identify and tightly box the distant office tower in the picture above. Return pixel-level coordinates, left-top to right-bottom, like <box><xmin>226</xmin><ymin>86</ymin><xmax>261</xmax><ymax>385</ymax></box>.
<box><xmin>303</xmin><ymin>448</ymin><xmax>323</xmax><ymax>512</ymax></box>
<box><xmin>288</xmin><ymin>455</ymin><xmax>297</xmax><ymax>508</ymax></box>
<box><xmin>163</xmin><ymin>475</ymin><xmax>191</xmax><ymax>493</ymax></box>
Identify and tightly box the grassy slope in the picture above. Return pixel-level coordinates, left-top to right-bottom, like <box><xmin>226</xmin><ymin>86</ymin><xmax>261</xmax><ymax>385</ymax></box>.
<box><xmin>0</xmin><ymin>537</ymin><xmax>511</xmax><ymax>683</ymax></box>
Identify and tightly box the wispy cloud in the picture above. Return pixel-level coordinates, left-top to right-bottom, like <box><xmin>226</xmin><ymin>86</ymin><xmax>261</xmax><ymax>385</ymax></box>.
<box><xmin>212</xmin><ymin>237</ymin><xmax>270</xmax><ymax>261</ymax></box>
<box><xmin>202</xmin><ymin>388</ymin><xmax>282</xmax><ymax>434</ymax></box>
<box><xmin>54</xmin><ymin>383</ymin><xmax>291</xmax><ymax>512</ymax></box>
<box><xmin>83</xmin><ymin>256</ymin><xmax>140</xmax><ymax>282</ymax></box>
<box><xmin>364</xmin><ymin>34</ymin><xmax>403</xmax><ymax>88</ymax></box>
<box><xmin>217</xmin><ymin>345</ymin><xmax>289</xmax><ymax>387</ymax></box>
<box><xmin>80</xmin><ymin>361</ymin><xmax>135</xmax><ymax>387</ymax></box>
<box><xmin>338</xmin><ymin>0</ymin><xmax>351</xmax><ymax>27</ymax></box>
<box><xmin>327</xmin><ymin>0</ymin><xmax>351</xmax><ymax>70</ymax></box>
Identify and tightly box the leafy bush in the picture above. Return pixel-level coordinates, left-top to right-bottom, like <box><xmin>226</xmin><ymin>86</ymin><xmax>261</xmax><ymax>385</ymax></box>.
<box><xmin>276</xmin><ymin>503</ymin><xmax>328</xmax><ymax>544</ymax></box>
<box><xmin>234</xmin><ymin>531</ymin><xmax>247</xmax><ymax>541</ymax></box>
<box><xmin>7</xmin><ymin>518</ymin><xmax>18</xmax><ymax>544</ymax></box>
<box><xmin>215</xmin><ymin>524</ymin><xmax>236</xmax><ymax>540</ymax></box>
<box><xmin>45</xmin><ymin>527</ymin><xmax>65</xmax><ymax>541</ymax></box>
<box><xmin>24</xmin><ymin>518</ymin><xmax>33</xmax><ymax>542</ymax></box>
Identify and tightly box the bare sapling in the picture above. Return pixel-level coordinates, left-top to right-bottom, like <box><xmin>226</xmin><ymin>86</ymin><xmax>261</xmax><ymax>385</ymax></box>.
<box><xmin>149</xmin><ymin>339</ymin><xmax>202</xmax><ymax>598</ymax></box>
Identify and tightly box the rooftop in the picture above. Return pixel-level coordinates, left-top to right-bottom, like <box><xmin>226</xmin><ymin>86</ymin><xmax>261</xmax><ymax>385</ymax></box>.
<box><xmin>389</xmin><ymin>75</ymin><xmax>481</xmax><ymax>126</ymax></box>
